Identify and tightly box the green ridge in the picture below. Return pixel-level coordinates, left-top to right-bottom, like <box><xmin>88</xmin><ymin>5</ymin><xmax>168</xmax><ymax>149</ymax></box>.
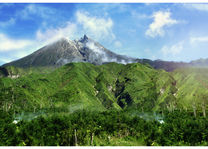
<box><xmin>0</xmin><ymin>62</ymin><xmax>176</xmax><ymax>114</ymax></box>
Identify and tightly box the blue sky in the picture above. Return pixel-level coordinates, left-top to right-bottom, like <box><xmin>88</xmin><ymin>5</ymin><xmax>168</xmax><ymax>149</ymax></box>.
<box><xmin>0</xmin><ymin>3</ymin><xmax>208</xmax><ymax>65</ymax></box>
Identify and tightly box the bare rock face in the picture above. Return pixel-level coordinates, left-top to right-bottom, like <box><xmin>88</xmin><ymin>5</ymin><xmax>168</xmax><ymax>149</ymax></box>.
<box><xmin>3</xmin><ymin>35</ymin><xmax>138</xmax><ymax>68</ymax></box>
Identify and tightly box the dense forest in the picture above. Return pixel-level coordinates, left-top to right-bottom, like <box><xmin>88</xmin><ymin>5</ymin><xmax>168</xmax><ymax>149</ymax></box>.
<box><xmin>1</xmin><ymin>62</ymin><xmax>208</xmax><ymax>146</ymax></box>
<box><xmin>1</xmin><ymin>110</ymin><xmax>208</xmax><ymax>146</ymax></box>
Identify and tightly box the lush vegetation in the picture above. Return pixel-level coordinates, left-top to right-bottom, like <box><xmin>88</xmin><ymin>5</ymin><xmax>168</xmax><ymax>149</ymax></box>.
<box><xmin>1</xmin><ymin>62</ymin><xmax>208</xmax><ymax>146</ymax></box>
<box><xmin>172</xmin><ymin>67</ymin><xmax>208</xmax><ymax>117</ymax></box>
<box><xmin>1</xmin><ymin>109</ymin><xmax>208</xmax><ymax>146</ymax></box>
<box><xmin>0</xmin><ymin>62</ymin><xmax>176</xmax><ymax>113</ymax></box>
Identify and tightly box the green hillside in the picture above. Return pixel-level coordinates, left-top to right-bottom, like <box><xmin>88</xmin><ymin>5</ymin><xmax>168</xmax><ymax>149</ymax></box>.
<box><xmin>2</xmin><ymin>62</ymin><xmax>208</xmax><ymax>117</ymax></box>
<box><xmin>172</xmin><ymin>67</ymin><xmax>208</xmax><ymax>116</ymax></box>
<box><xmin>1</xmin><ymin>62</ymin><xmax>208</xmax><ymax>146</ymax></box>
<box><xmin>0</xmin><ymin>62</ymin><xmax>176</xmax><ymax>114</ymax></box>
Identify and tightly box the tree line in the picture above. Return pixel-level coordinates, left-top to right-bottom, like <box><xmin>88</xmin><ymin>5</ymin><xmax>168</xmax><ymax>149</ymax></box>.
<box><xmin>1</xmin><ymin>110</ymin><xmax>208</xmax><ymax>146</ymax></box>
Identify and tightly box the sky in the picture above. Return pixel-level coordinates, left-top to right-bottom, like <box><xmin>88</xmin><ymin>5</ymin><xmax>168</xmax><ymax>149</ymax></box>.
<box><xmin>0</xmin><ymin>3</ymin><xmax>208</xmax><ymax>65</ymax></box>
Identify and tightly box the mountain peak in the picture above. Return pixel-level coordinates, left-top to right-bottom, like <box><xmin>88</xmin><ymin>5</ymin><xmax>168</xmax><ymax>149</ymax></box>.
<box><xmin>83</xmin><ymin>34</ymin><xmax>88</xmax><ymax>40</ymax></box>
<box><xmin>57</xmin><ymin>37</ymin><xmax>72</xmax><ymax>43</ymax></box>
<box><xmin>79</xmin><ymin>34</ymin><xmax>90</xmax><ymax>43</ymax></box>
<box><xmin>2</xmin><ymin>35</ymin><xmax>138</xmax><ymax>68</ymax></box>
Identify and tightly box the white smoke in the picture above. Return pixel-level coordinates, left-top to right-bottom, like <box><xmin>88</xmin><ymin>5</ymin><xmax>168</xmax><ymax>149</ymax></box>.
<box><xmin>85</xmin><ymin>40</ymin><xmax>134</xmax><ymax>65</ymax></box>
<box><xmin>56</xmin><ymin>58</ymin><xmax>70</xmax><ymax>65</ymax></box>
<box><xmin>86</xmin><ymin>41</ymin><xmax>105</xmax><ymax>55</ymax></box>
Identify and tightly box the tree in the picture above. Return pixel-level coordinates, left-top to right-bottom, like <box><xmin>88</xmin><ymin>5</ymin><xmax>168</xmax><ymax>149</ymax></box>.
<box><xmin>192</xmin><ymin>94</ymin><xmax>197</xmax><ymax>118</ymax></box>
<box><xmin>200</xmin><ymin>93</ymin><xmax>208</xmax><ymax>118</ymax></box>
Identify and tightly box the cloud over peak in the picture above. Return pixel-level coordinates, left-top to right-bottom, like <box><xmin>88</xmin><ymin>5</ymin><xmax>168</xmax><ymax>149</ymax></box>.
<box><xmin>76</xmin><ymin>11</ymin><xmax>115</xmax><ymax>41</ymax></box>
<box><xmin>36</xmin><ymin>22</ymin><xmax>77</xmax><ymax>46</ymax></box>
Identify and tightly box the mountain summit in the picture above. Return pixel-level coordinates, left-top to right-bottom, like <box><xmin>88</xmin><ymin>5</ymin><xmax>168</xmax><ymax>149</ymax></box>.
<box><xmin>3</xmin><ymin>35</ymin><xmax>208</xmax><ymax>71</ymax></box>
<box><xmin>3</xmin><ymin>35</ymin><xmax>138</xmax><ymax>68</ymax></box>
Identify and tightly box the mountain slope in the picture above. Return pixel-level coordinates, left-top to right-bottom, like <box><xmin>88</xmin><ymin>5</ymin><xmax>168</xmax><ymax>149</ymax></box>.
<box><xmin>0</xmin><ymin>62</ymin><xmax>176</xmax><ymax>113</ymax></box>
<box><xmin>3</xmin><ymin>35</ymin><xmax>208</xmax><ymax>72</ymax></box>
<box><xmin>172</xmin><ymin>67</ymin><xmax>208</xmax><ymax>115</ymax></box>
<box><xmin>3</xmin><ymin>35</ymin><xmax>138</xmax><ymax>68</ymax></box>
<box><xmin>1</xmin><ymin>62</ymin><xmax>208</xmax><ymax>116</ymax></box>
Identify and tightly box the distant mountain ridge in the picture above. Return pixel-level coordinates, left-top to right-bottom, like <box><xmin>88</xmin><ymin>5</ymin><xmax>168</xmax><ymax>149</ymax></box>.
<box><xmin>190</xmin><ymin>58</ymin><xmax>208</xmax><ymax>67</ymax></box>
<box><xmin>137</xmin><ymin>58</ymin><xmax>208</xmax><ymax>72</ymax></box>
<box><xmin>2</xmin><ymin>35</ymin><xmax>208</xmax><ymax>72</ymax></box>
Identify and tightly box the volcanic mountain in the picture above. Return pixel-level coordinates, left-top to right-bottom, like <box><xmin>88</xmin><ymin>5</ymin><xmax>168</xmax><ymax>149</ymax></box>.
<box><xmin>3</xmin><ymin>35</ymin><xmax>138</xmax><ymax>68</ymax></box>
<box><xmin>2</xmin><ymin>35</ymin><xmax>208</xmax><ymax>72</ymax></box>
<box><xmin>1</xmin><ymin>35</ymin><xmax>208</xmax><ymax>121</ymax></box>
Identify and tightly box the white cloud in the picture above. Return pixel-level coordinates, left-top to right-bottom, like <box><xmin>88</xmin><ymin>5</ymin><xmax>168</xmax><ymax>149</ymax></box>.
<box><xmin>0</xmin><ymin>9</ymin><xmax>117</xmax><ymax>64</ymax></box>
<box><xmin>0</xmin><ymin>34</ymin><xmax>33</xmax><ymax>52</ymax></box>
<box><xmin>36</xmin><ymin>10</ymin><xmax>116</xmax><ymax>45</ymax></box>
<box><xmin>184</xmin><ymin>4</ymin><xmax>208</xmax><ymax>12</ymax></box>
<box><xmin>146</xmin><ymin>11</ymin><xmax>178</xmax><ymax>38</ymax></box>
<box><xmin>161</xmin><ymin>42</ymin><xmax>184</xmax><ymax>56</ymax></box>
<box><xmin>76</xmin><ymin>11</ymin><xmax>115</xmax><ymax>40</ymax></box>
<box><xmin>36</xmin><ymin>22</ymin><xmax>77</xmax><ymax>46</ymax></box>
<box><xmin>190</xmin><ymin>36</ymin><xmax>208</xmax><ymax>44</ymax></box>
<box><xmin>0</xmin><ymin>21</ymin><xmax>77</xmax><ymax>62</ymax></box>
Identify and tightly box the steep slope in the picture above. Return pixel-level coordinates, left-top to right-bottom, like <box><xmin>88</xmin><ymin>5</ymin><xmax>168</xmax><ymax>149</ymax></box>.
<box><xmin>3</xmin><ymin>35</ymin><xmax>138</xmax><ymax>68</ymax></box>
<box><xmin>0</xmin><ymin>62</ymin><xmax>176</xmax><ymax>114</ymax></box>
<box><xmin>172</xmin><ymin>67</ymin><xmax>208</xmax><ymax>115</ymax></box>
<box><xmin>2</xmin><ymin>62</ymin><xmax>208</xmax><ymax>115</ymax></box>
